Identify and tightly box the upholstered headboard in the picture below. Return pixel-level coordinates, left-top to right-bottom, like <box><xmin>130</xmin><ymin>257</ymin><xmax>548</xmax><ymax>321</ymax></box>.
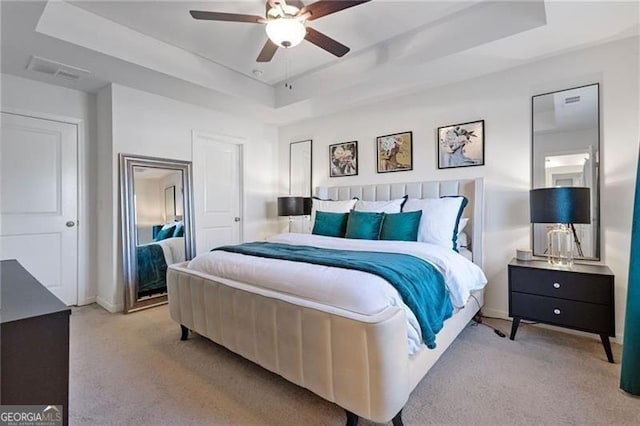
<box><xmin>316</xmin><ymin>178</ymin><xmax>484</xmax><ymax>268</ymax></box>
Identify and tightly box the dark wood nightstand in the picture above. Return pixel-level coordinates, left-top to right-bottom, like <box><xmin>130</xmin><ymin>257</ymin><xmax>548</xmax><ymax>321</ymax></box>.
<box><xmin>508</xmin><ymin>258</ymin><xmax>615</xmax><ymax>363</ymax></box>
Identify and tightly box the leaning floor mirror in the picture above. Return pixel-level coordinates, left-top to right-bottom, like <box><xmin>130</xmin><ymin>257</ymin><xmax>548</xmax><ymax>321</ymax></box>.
<box><xmin>531</xmin><ymin>83</ymin><xmax>600</xmax><ymax>260</ymax></box>
<box><xmin>120</xmin><ymin>154</ymin><xmax>195</xmax><ymax>313</ymax></box>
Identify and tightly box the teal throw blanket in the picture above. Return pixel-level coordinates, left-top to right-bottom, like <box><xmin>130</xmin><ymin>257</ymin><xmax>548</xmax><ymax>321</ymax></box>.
<box><xmin>136</xmin><ymin>244</ymin><xmax>168</xmax><ymax>296</ymax></box>
<box><xmin>214</xmin><ymin>242</ymin><xmax>453</xmax><ymax>349</ymax></box>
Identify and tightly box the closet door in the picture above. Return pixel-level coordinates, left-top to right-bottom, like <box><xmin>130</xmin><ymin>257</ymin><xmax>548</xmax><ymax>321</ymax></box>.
<box><xmin>192</xmin><ymin>131</ymin><xmax>243</xmax><ymax>254</ymax></box>
<box><xmin>0</xmin><ymin>112</ymin><xmax>78</xmax><ymax>305</ymax></box>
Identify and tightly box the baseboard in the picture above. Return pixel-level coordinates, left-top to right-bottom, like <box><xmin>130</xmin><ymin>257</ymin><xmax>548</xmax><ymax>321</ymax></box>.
<box><xmin>96</xmin><ymin>296</ymin><xmax>124</xmax><ymax>313</ymax></box>
<box><xmin>479</xmin><ymin>307</ymin><xmax>623</xmax><ymax>345</ymax></box>
<box><xmin>77</xmin><ymin>296</ymin><xmax>96</xmax><ymax>306</ymax></box>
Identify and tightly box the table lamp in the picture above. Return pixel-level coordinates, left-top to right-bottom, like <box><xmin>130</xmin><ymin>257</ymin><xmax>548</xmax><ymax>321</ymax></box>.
<box><xmin>530</xmin><ymin>187</ymin><xmax>590</xmax><ymax>267</ymax></box>
<box><xmin>277</xmin><ymin>196</ymin><xmax>305</xmax><ymax>231</ymax></box>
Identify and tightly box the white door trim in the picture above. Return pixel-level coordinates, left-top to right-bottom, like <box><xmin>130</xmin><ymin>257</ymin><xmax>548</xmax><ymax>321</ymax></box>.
<box><xmin>1</xmin><ymin>107</ymin><xmax>90</xmax><ymax>305</ymax></box>
<box><xmin>191</xmin><ymin>130</ymin><xmax>245</xmax><ymax>244</ymax></box>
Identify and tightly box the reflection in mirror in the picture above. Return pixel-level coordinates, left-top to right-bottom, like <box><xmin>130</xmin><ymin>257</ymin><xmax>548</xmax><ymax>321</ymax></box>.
<box><xmin>289</xmin><ymin>140</ymin><xmax>312</xmax><ymax>233</ymax></box>
<box><xmin>164</xmin><ymin>185</ymin><xmax>176</xmax><ymax>223</ymax></box>
<box><xmin>532</xmin><ymin>84</ymin><xmax>600</xmax><ymax>260</ymax></box>
<box><xmin>120</xmin><ymin>155</ymin><xmax>195</xmax><ymax>313</ymax></box>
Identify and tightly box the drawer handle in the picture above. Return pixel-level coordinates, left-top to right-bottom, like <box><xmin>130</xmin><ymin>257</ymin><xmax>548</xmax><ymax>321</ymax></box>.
<box><xmin>553</xmin><ymin>309</ymin><xmax>561</xmax><ymax>315</ymax></box>
<box><xmin>553</xmin><ymin>282</ymin><xmax>561</xmax><ymax>289</ymax></box>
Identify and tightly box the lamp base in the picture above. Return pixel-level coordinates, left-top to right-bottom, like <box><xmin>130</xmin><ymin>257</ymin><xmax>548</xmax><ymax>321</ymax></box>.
<box><xmin>548</xmin><ymin>224</ymin><xmax>574</xmax><ymax>267</ymax></box>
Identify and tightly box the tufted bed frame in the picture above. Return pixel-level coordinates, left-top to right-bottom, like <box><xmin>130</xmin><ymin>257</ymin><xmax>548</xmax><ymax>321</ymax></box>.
<box><xmin>167</xmin><ymin>178</ymin><xmax>485</xmax><ymax>425</ymax></box>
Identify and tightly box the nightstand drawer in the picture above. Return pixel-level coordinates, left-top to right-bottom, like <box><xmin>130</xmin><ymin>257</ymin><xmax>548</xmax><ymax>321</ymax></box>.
<box><xmin>511</xmin><ymin>292</ymin><xmax>611</xmax><ymax>334</ymax></box>
<box><xmin>510</xmin><ymin>266</ymin><xmax>611</xmax><ymax>305</ymax></box>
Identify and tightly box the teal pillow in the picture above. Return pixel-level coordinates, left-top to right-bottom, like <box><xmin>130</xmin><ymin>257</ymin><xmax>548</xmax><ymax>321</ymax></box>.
<box><xmin>312</xmin><ymin>211</ymin><xmax>349</xmax><ymax>237</ymax></box>
<box><xmin>380</xmin><ymin>211</ymin><xmax>423</xmax><ymax>241</ymax></box>
<box><xmin>173</xmin><ymin>223</ymin><xmax>184</xmax><ymax>238</ymax></box>
<box><xmin>345</xmin><ymin>211</ymin><xmax>384</xmax><ymax>240</ymax></box>
<box><xmin>154</xmin><ymin>225</ymin><xmax>175</xmax><ymax>241</ymax></box>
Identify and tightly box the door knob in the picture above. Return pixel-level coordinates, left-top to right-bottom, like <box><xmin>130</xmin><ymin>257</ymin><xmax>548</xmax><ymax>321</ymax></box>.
<box><xmin>234</xmin><ymin>217</ymin><xmax>241</xmax><ymax>222</ymax></box>
<box><xmin>66</xmin><ymin>221</ymin><xmax>76</xmax><ymax>227</ymax></box>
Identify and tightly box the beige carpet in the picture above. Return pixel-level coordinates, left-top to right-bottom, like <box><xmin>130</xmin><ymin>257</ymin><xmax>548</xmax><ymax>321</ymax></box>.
<box><xmin>69</xmin><ymin>304</ymin><xmax>639</xmax><ymax>425</ymax></box>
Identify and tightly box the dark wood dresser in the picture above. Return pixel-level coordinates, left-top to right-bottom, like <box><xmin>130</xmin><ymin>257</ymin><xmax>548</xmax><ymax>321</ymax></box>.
<box><xmin>508</xmin><ymin>258</ymin><xmax>615</xmax><ymax>363</ymax></box>
<box><xmin>0</xmin><ymin>259</ymin><xmax>71</xmax><ymax>425</ymax></box>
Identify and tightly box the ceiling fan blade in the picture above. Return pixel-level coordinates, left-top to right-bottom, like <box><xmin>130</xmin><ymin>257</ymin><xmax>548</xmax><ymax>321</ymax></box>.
<box><xmin>257</xmin><ymin>39</ymin><xmax>279</xmax><ymax>62</ymax></box>
<box><xmin>303</xmin><ymin>0</ymin><xmax>371</xmax><ymax>21</ymax></box>
<box><xmin>305</xmin><ymin>27</ymin><xmax>350</xmax><ymax>57</ymax></box>
<box><xmin>189</xmin><ymin>10</ymin><xmax>264</xmax><ymax>24</ymax></box>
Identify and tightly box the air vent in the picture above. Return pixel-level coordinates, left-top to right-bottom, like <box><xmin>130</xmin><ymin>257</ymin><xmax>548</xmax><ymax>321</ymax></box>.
<box><xmin>26</xmin><ymin>56</ymin><xmax>90</xmax><ymax>80</ymax></box>
<box><xmin>565</xmin><ymin>95</ymin><xmax>581</xmax><ymax>104</ymax></box>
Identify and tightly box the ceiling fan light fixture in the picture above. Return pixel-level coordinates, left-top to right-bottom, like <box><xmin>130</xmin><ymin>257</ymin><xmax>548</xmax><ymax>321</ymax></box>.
<box><xmin>265</xmin><ymin>18</ymin><xmax>306</xmax><ymax>48</ymax></box>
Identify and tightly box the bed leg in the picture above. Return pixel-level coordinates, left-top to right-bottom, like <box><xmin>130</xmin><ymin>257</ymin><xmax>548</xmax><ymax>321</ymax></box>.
<box><xmin>345</xmin><ymin>410</ymin><xmax>358</xmax><ymax>426</ymax></box>
<box><xmin>180</xmin><ymin>325</ymin><xmax>189</xmax><ymax>341</ymax></box>
<box><xmin>392</xmin><ymin>410</ymin><xmax>404</xmax><ymax>426</ymax></box>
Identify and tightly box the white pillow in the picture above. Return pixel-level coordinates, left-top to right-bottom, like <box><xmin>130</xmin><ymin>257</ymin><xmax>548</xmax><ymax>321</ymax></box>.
<box><xmin>457</xmin><ymin>232</ymin><xmax>470</xmax><ymax>249</ymax></box>
<box><xmin>354</xmin><ymin>196</ymin><xmax>406</xmax><ymax>213</ymax></box>
<box><xmin>403</xmin><ymin>197</ymin><xmax>467</xmax><ymax>250</ymax></box>
<box><xmin>455</xmin><ymin>218</ymin><xmax>470</xmax><ymax>250</ymax></box>
<box><xmin>458</xmin><ymin>218</ymin><xmax>469</xmax><ymax>234</ymax></box>
<box><xmin>311</xmin><ymin>198</ymin><xmax>357</xmax><ymax>225</ymax></box>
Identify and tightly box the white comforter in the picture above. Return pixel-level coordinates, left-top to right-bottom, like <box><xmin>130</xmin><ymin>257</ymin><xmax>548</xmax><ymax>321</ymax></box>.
<box><xmin>187</xmin><ymin>233</ymin><xmax>487</xmax><ymax>353</ymax></box>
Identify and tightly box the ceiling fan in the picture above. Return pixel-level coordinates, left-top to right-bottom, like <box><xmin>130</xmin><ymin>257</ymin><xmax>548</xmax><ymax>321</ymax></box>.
<box><xmin>190</xmin><ymin>0</ymin><xmax>372</xmax><ymax>62</ymax></box>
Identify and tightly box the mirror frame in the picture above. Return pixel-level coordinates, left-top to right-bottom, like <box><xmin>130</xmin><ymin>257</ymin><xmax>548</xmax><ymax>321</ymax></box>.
<box><xmin>289</xmin><ymin>139</ymin><xmax>313</xmax><ymax>197</ymax></box>
<box><xmin>531</xmin><ymin>83</ymin><xmax>601</xmax><ymax>261</ymax></box>
<box><xmin>119</xmin><ymin>154</ymin><xmax>196</xmax><ymax>313</ymax></box>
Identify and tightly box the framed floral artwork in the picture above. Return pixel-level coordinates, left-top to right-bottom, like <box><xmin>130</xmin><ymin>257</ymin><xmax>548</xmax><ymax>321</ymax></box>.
<box><xmin>438</xmin><ymin>120</ymin><xmax>485</xmax><ymax>169</ymax></box>
<box><xmin>329</xmin><ymin>141</ymin><xmax>358</xmax><ymax>177</ymax></box>
<box><xmin>376</xmin><ymin>131</ymin><xmax>413</xmax><ymax>173</ymax></box>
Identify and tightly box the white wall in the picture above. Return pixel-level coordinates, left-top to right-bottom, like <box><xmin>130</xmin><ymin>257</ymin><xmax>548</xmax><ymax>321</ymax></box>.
<box><xmin>1</xmin><ymin>73</ymin><xmax>98</xmax><ymax>305</ymax></box>
<box><xmin>278</xmin><ymin>37</ymin><xmax>640</xmax><ymax>341</ymax></box>
<box><xmin>97</xmin><ymin>83</ymin><xmax>279</xmax><ymax>312</ymax></box>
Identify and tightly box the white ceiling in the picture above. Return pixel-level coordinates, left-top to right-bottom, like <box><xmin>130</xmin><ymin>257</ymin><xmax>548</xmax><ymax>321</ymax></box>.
<box><xmin>1</xmin><ymin>1</ymin><xmax>638</xmax><ymax>125</ymax></box>
<box><xmin>70</xmin><ymin>1</ymin><xmax>475</xmax><ymax>85</ymax></box>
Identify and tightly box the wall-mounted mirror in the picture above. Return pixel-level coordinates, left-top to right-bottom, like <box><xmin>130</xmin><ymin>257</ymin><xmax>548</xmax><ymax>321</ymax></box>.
<box><xmin>120</xmin><ymin>154</ymin><xmax>195</xmax><ymax>313</ymax></box>
<box><xmin>532</xmin><ymin>83</ymin><xmax>600</xmax><ymax>260</ymax></box>
<box><xmin>289</xmin><ymin>140</ymin><xmax>312</xmax><ymax>233</ymax></box>
<box><xmin>290</xmin><ymin>140</ymin><xmax>312</xmax><ymax>197</ymax></box>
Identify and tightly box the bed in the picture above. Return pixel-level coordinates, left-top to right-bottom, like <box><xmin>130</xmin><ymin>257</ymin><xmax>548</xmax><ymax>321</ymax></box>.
<box><xmin>136</xmin><ymin>236</ymin><xmax>185</xmax><ymax>298</ymax></box>
<box><xmin>167</xmin><ymin>178</ymin><xmax>485</xmax><ymax>425</ymax></box>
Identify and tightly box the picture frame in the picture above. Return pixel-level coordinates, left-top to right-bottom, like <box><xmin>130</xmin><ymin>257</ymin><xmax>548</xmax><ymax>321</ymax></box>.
<box><xmin>329</xmin><ymin>141</ymin><xmax>358</xmax><ymax>177</ymax></box>
<box><xmin>437</xmin><ymin>120</ymin><xmax>485</xmax><ymax>169</ymax></box>
<box><xmin>376</xmin><ymin>131</ymin><xmax>413</xmax><ymax>173</ymax></box>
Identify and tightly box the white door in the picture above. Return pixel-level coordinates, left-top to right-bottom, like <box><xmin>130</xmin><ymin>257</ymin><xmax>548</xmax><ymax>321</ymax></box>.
<box><xmin>0</xmin><ymin>112</ymin><xmax>78</xmax><ymax>305</ymax></box>
<box><xmin>192</xmin><ymin>132</ymin><xmax>242</xmax><ymax>254</ymax></box>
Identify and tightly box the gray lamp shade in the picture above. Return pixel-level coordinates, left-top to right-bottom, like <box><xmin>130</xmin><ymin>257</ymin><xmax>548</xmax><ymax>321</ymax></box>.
<box><xmin>278</xmin><ymin>196</ymin><xmax>304</xmax><ymax>216</ymax></box>
<box><xmin>530</xmin><ymin>187</ymin><xmax>591</xmax><ymax>224</ymax></box>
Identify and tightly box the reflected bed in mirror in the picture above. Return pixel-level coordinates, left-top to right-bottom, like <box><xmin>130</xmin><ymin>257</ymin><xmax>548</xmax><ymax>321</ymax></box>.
<box><xmin>531</xmin><ymin>83</ymin><xmax>600</xmax><ymax>260</ymax></box>
<box><xmin>120</xmin><ymin>154</ymin><xmax>195</xmax><ymax>313</ymax></box>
